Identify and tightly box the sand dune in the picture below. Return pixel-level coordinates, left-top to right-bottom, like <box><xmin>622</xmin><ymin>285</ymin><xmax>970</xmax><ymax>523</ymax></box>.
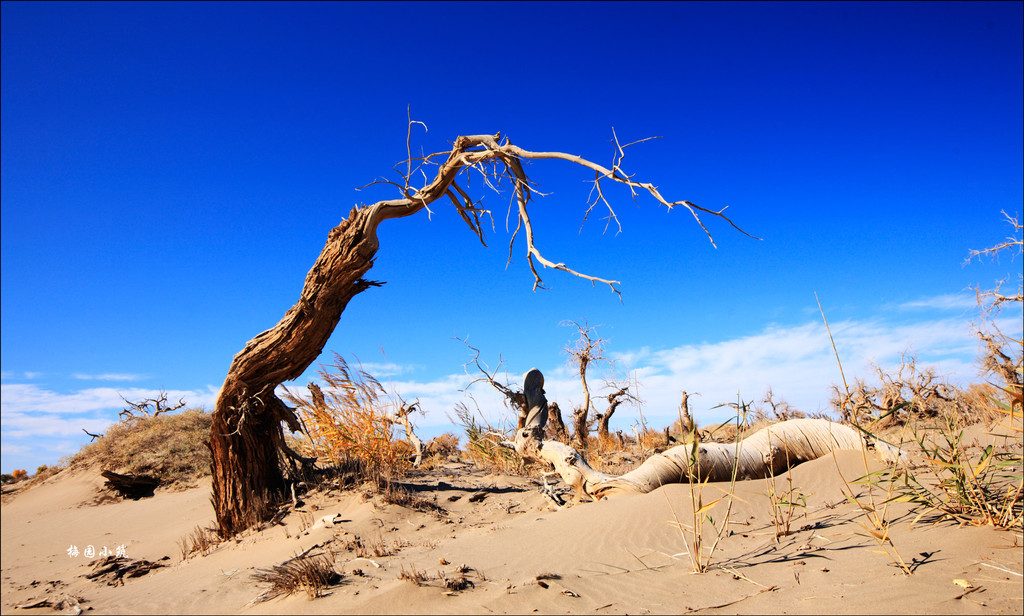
<box><xmin>2</xmin><ymin>441</ymin><xmax>1021</xmax><ymax>615</ymax></box>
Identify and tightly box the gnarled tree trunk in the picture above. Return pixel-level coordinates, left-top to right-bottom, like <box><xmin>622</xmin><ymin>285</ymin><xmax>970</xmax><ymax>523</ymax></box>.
<box><xmin>210</xmin><ymin>129</ymin><xmax>755</xmax><ymax>536</ymax></box>
<box><xmin>210</xmin><ymin>207</ymin><xmax>383</xmax><ymax>536</ymax></box>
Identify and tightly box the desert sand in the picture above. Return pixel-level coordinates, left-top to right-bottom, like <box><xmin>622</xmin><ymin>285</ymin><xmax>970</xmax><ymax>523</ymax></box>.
<box><xmin>2</xmin><ymin>429</ymin><xmax>1022</xmax><ymax>615</ymax></box>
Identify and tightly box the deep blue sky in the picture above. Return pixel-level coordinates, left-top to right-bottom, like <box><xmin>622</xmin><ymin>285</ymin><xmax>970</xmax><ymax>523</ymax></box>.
<box><xmin>3</xmin><ymin>2</ymin><xmax>1022</xmax><ymax>473</ymax></box>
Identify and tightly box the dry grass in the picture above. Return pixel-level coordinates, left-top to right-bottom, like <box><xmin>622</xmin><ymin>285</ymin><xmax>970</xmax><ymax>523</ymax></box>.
<box><xmin>451</xmin><ymin>402</ymin><xmax>524</xmax><ymax>475</ymax></box>
<box><xmin>62</xmin><ymin>408</ymin><xmax>212</xmax><ymax>488</ymax></box>
<box><xmin>282</xmin><ymin>353</ymin><xmax>414</xmax><ymax>478</ymax></box>
<box><xmin>398</xmin><ymin>565</ymin><xmax>429</xmax><ymax>586</ymax></box>
<box><xmin>251</xmin><ymin>554</ymin><xmax>340</xmax><ymax>602</ymax></box>
<box><xmin>177</xmin><ymin>525</ymin><xmax>220</xmax><ymax>561</ymax></box>
<box><xmin>887</xmin><ymin>392</ymin><xmax>1023</xmax><ymax>530</ymax></box>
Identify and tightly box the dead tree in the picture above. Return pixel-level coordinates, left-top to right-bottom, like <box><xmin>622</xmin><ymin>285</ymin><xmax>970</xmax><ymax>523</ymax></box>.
<box><xmin>460</xmin><ymin>339</ymin><xmax>529</xmax><ymax>429</ymax></box>
<box><xmin>563</xmin><ymin>320</ymin><xmax>608</xmax><ymax>448</ymax></box>
<box><xmin>512</xmin><ymin>370</ymin><xmax>904</xmax><ymax>503</ymax></box>
<box><xmin>119</xmin><ymin>391</ymin><xmax>186</xmax><ymax>421</ymax></box>
<box><xmin>546</xmin><ymin>402</ymin><xmax>570</xmax><ymax>443</ymax></box>
<box><xmin>966</xmin><ymin>211</ymin><xmax>1023</xmax><ymax>401</ymax></box>
<box><xmin>596</xmin><ymin>384</ymin><xmax>639</xmax><ymax>442</ymax></box>
<box><xmin>210</xmin><ymin>125</ymin><xmax>756</xmax><ymax>537</ymax></box>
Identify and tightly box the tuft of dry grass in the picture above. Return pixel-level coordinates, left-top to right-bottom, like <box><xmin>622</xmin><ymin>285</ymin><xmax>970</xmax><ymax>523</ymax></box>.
<box><xmin>177</xmin><ymin>525</ymin><xmax>220</xmax><ymax>561</ymax></box>
<box><xmin>282</xmin><ymin>354</ymin><xmax>413</xmax><ymax>478</ymax></box>
<box><xmin>886</xmin><ymin>396</ymin><xmax>1022</xmax><ymax>530</ymax></box>
<box><xmin>451</xmin><ymin>402</ymin><xmax>524</xmax><ymax>475</ymax></box>
<box><xmin>398</xmin><ymin>565</ymin><xmax>429</xmax><ymax>586</ymax></box>
<box><xmin>251</xmin><ymin>554</ymin><xmax>340</xmax><ymax>602</ymax></box>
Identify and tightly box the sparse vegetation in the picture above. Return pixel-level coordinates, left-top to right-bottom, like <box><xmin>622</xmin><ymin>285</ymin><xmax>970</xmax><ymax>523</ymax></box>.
<box><xmin>251</xmin><ymin>554</ymin><xmax>340</xmax><ymax>602</ymax></box>
<box><xmin>451</xmin><ymin>401</ymin><xmax>523</xmax><ymax>475</ymax></box>
<box><xmin>398</xmin><ymin>565</ymin><xmax>429</xmax><ymax>586</ymax></box>
<box><xmin>282</xmin><ymin>354</ymin><xmax>415</xmax><ymax>478</ymax></box>
<box><xmin>63</xmin><ymin>407</ymin><xmax>212</xmax><ymax>488</ymax></box>
<box><xmin>666</xmin><ymin>401</ymin><xmax>746</xmax><ymax>573</ymax></box>
<box><xmin>177</xmin><ymin>525</ymin><xmax>221</xmax><ymax>562</ymax></box>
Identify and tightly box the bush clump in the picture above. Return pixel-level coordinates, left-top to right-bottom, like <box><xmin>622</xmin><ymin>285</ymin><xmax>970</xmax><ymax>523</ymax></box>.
<box><xmin>65</xmin><ymin>408</ymin><xmax>212</xmax><ymax>488</ymax></box>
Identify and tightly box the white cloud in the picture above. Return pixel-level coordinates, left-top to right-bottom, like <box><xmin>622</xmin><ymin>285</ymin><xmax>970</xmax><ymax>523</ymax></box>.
<box><xmin>362</xmin><ymin>312</ymin><xmax>1013</xmax><ymax>439</ymax></box>
<box><xmin>0</xmin><ymin>384</ymin><xmax>215</xmax><ymax>417</ymax></box>
<box><xmin>1</xmin><ymin>384</ymin><xmax>220</xmax><ymax>471</ymax></box>
<box><xmin>4</xmin><ymin>298</ymin><xmax>1016</xmax><ymax>471</ymax></box>
<box><xmin>357</xmin><ymin>362</ymin><xmax>418</xmax><ymax>378</ymax></box>
<box><xmin>72</xmin><ymin>373</ymin><xmax>148</xmax><ymax>381</ymax></box>
<box><xmin>896</xmin><ymin>292</ymin><xmax>979</xmax><ymax>312</ymax></box>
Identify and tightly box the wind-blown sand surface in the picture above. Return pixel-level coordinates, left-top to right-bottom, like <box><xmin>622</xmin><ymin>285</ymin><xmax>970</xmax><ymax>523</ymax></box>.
<box><xmin>2</xmin><ymin>431</ymin><xmax>1021</xmax><ymax>615</ymax></box>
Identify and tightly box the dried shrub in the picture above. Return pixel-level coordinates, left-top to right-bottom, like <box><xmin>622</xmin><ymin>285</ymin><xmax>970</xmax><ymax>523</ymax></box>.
<box><xmin>451</xmin><ymin>402</ymin><xmax>524</xmax><ymax>474</ymax></box>
<box><xmin>880</xmin><ymin>399</ymin><xmax>1022</xmax><ymax>530</ymax></box>
<box><xmin>442</xmin><ymin>571</ymin><xmax>473</xmax><ymax>591</ymax></box>
<box><xmin>373</xmin><ymin>477</ymin><xmax>447</xmax><ymax>515</ymax></box>
<box><xmin>425</xmin><ymin>433</ymin><xmax>461</xmax><ymax>461</ymax></box>
<box><xmin>177</xmin><ymin>525</ymin><xmax>220</xmax><ymax>561</ymax></box>
<box><xmin>829</xmin><ymin>354</ymin><xmax>966</xmax><ymax>427</ymax></box>
<box><xmin>282</xmin><ymin>354</ymin><xmax>412</xmax><ymax>478</ymax></box>
<box><xmin>64</xmin><ymin>408</ymin><xmax>212</xmax><ymax>487</ymax></box>
<box><xmin>251</xmin><ymin>554</ymin><xmax>340</xmax><ymax>602</ymax></box>
<box><xmin>398</xmin><ymin>565</ymin><xmax>429</xmax><ymax>586</ymax></box>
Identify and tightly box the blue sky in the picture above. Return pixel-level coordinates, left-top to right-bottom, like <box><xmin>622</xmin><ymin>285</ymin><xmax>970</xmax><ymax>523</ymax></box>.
<box><xmin>3</xmin><ymin>2</ymin><xmax>1022</xmax><ymax>474</ymax></box>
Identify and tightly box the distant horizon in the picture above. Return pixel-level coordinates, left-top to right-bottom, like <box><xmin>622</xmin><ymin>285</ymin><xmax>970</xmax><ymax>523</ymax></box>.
<box><xmin>3</xmin><ymin>1</ymin><xmax>1022</xmax><ymax>474</ymax></box>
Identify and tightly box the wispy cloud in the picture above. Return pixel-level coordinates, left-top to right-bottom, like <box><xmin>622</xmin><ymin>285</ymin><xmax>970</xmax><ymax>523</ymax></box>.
<box><xmin>368</xmin><ymin>312</ymin><xmax>1016</xmax><ymax>437</ymax></box>
<box><xmin>72</xmin><ymin>373</ymin><xmax>148</xmax><ymax>382</ymax></box>
<box><xmin>1</xmin><ymin>371</ymin><xmax>46</xmax><ymax>381</ymax></box>
<box><xmin>4</xmin><ymin>301</ymin><xmax>1017</xmax><ymax>473</ymax></box>
<box><xmin>357</xmin><ymin>362</ymin><xmax>418</xmax><ymax>378</ymax></box>
<box><xmin>896</xmin><ymin>292</ymin><xmax>979</xmax><ymax>312</ymax></box>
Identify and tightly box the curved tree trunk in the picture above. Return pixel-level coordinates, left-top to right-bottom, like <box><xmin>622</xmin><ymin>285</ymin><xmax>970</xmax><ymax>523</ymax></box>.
<box><xmin>597</xmin><ymin>386</ymin><xmax>632</xmax><ymax>442</ymax></box>
<box><xmin>513</xmin><ymin>370</ymin><xmax>905</xmax><ymax>503</ymax></box>
<box><xmin>210</xmin><ymin>207</ymin><xmax>385</xmax><ymax>536</ymax></box>
<box><xmin>210</xmin><ymin>135</ymin><xmax>497</xmax><ymax>536</ymax></box>
<box><xmin>209</xmin><ymin>130</ymin><xmax>757</xmax><ymax>536</ymax></box>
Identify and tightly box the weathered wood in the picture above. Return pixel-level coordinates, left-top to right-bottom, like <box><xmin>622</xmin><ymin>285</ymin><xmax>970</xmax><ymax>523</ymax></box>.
<box><xmin>100</xmin><ymin>470</ymin><xmax>160</xmax><ymax>499</ymax></box>
<box><xmin>209</xmin><ymin>129</ymin><xmax>754</xmax><ymax>536</ymax></box>
<box><xmin>511</xmin><ymin>370</ymin><xmax>905</xmax><ymax>502</ymax></box>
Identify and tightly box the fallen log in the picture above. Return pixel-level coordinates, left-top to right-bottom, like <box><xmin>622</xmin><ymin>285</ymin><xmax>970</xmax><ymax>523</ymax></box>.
<box><xmin>512</xmin><ymin>369</ymin><xmax>905</xmax><ymax>501</ymax></box>
<box><xmin>100</xmin><ymin>470</ymin><xmax>160</xmax><ymax>499</ymax></box>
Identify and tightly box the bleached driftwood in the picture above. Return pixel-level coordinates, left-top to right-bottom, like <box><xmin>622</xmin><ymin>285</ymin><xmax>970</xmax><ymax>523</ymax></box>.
<box><xmin>512</xmin><ymin>369</ymin><xmax>904</xmax><ymax>501</ymax></box>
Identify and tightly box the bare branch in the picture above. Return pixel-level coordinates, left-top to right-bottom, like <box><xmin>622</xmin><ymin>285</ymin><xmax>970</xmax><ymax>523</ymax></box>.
<box><xmin>457</xmin><ymin>337</ymin><xmax>529</xmax><ymax>428</ymax></box>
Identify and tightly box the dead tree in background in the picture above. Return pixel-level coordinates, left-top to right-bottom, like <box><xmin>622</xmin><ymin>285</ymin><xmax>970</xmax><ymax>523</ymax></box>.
<box><xmin>563</xmin><ymin>320</ymin><xmax>608</xmax><ymax>449</ymax></box>
<box><xmin>966</xmin><ymin>210</ymin><xmax>1023</xmax><ymax>402</ymax></box>
<box><xmin>596</xmin><ymin>384</ymin><xmax>639</xmax><ymax>443</ymax></box>
<box><xmin>210</xmin><ymin>124</ymin><xmax>756</xmax><ymax>537</ymax></box>
<box><xmin>461</xmin><ymin>339</ymin><xmax>529</xmax><ymax>429</ymax></box>
<box><xmin>119</xmin><ymin>391</ymin><xmax>186</xmax><ymax>421</ymax></box>
<box><xmin>546</xmin><ymin>402</ymin><xmax>570</xmax><ymax>443</ymax></box>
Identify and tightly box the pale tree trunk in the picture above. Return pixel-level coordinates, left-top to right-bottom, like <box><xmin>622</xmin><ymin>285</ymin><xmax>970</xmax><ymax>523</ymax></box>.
<box><xmin>512</xmin><ymin>370</ymin><xmax>905</xmax><ymax>504</ymax></box>
<box><xmin>572</xmin><ymin>354</ymin><xmax>592</xmax><ymax>448</ymax></box>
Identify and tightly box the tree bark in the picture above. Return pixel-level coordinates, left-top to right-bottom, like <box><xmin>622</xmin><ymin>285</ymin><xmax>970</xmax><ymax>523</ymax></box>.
<box><xmin>210</xmin><ymin>207</ymin><xmax>384</xmax><ymax>536</ymax></box>
<box><xmin>597</xmin><ymin>386</ymin><xmax>631</xmax><ymax>442</ymax></box>
<box><xmin>546</xmin><ymin>402</ymin><xmax>570</xmax><ymax>443</ymax></box>
<box><xmin>572</xmin><ymin>355</ymin><xmax>592</xmax><ymax>449</ymax></box>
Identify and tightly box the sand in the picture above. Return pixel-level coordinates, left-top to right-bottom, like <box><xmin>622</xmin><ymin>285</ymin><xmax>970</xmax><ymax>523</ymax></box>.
<box><xmin>2</xmin><ymin>435</ymin><xmax>1022</xmax><ymax>615</ymax></box>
